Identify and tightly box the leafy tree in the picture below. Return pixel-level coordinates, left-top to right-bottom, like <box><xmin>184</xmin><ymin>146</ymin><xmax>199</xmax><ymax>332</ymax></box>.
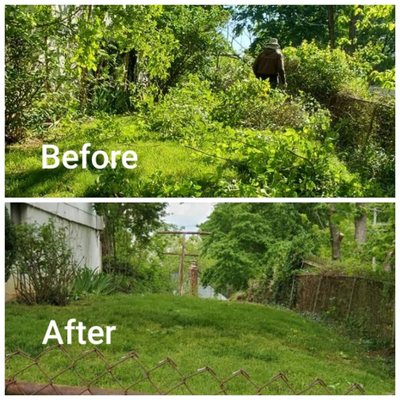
<box><xmin>5</xmin><ymin>5</ymin><xmax>73</xmax><ymax>142</ymax></box>
<box><xmin>299</xmin><ymin>203</ymin><xmax>394</xmax><ymax>273</ymax></box>
<box><xmin>200</xmin><ymin>203</ymin><xmax>319</xmax><ymax>296</ymax></box>
<box><xmin>94</xmin><ymin>203</ymin><xmax>167</xmax><ymax>275</ymax></box>
<box><xmin>232</xmin><ymin>5</ymin><xmax>395</xmax><ymax>69</ymax></box>
<box><xmin>155</xmin><ymin>6</ymin><xmax>230</xmax><ymax>92</ymax></box>
<box><xmin>200</xmin><ymin>203</ymin><xmax>394</xmax><ymax>299</ymax></box>
<box><xmin>232</xmin><ymin>5</ymin><xmax>332</xmax><ymax>50</ymax></box>
<box><xmin>5</xmin><ymin>5</ymin><xmax>231</xmax><ymax>139</ymax></box>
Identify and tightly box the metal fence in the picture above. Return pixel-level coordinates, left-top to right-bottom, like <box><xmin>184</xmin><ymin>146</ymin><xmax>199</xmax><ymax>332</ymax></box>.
<box><xmin>331</xmin><ymin>92</ymin><xmax>395</xmax><ymax>155</ymax></box>
<box><xmin>5</xmin><ymin>345</ymin><xmax>365</xmax><ymax>395</ymax></box>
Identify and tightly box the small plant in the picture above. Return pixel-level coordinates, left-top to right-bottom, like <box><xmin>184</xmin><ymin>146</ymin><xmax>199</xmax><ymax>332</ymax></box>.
<box><xmin>86</xmin><ymin>165</ymin><xmax>134</xmax><ymax>197</ymax></box>
<box><xmin>72</xmin><ymin>267</ymin><xmax>115</xmax><ymax>298</ymax></box>
<box><xmin>13</xmin><ymin>220</ymin><xmax>78</xmax><ymax>306</ymax></box>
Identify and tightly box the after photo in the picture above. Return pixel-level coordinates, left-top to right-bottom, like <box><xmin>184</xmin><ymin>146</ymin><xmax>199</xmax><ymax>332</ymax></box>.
<box><xmin>5</xmin><ymin>202</ymin><xmax>395</xmax><ymax>394</ymax></box>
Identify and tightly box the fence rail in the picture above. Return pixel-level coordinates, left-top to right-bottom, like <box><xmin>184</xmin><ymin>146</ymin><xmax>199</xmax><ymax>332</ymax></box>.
<box><xmin>294</xmin><ymin>272</ymin><xmax>395</xmax><ymax>344</ymax></box>
<box><xmin>5</xmin><ymin>345</ymin><xmax>366</xmax><ymax>395</ymax></box>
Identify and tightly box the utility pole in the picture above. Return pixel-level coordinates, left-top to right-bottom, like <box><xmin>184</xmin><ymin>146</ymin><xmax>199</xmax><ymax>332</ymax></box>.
<box><xmin>158</xmin><ymin>230</ymin><xmax>211</xmax><ymax>296</ymax></box>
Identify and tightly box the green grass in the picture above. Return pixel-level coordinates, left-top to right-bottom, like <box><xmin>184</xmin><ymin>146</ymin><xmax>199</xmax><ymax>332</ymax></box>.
<box><xmin>5</xmin><ymin>116</ymin><xmax>224</xmax><ymax>197</ymax></box>
<box><xmin>5</xmin><ymin>294</ymin><xmax>394</xmax><ymax>394</ymax></box>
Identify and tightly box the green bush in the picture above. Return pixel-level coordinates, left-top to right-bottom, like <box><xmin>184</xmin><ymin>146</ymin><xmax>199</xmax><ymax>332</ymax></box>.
<box><xmin>205</xmin><ymin>54</ymin><xmax>255</xmax><ymax>93</ymax></box>
<box><xmin>13</xmin><ymin>220</ymin><xmax>78</xmax><ymax>305</ymax></box>
<box><xmin>213</xmin><ymin>77</ymin><xmax>331</xmax><ymax>136</ymax></box>
<box><xmin>102</xmin><ymin>256</ymin><xmax>136</xmax><ymax>276</ymax></box>
<box><xmin>205</xmin><ymin>127</ymin><xmax>362</xmax><ymax>197</ymax></box>
<box><xmin>86</xmin><ymin>165</ymin><xmax>135</xmax><ymax>197</ymax></box>
<box><xmin>146</xmin><ymin>75</ymin><xmax>219</xmax><ymax>141</ymax></box>
<box><xmin>331</xmin><ymin>92</ymin><xmax>395</xmax><ymax>196</ymax></box>
<box><xmin>284</xmin><ymin>41</ymin><xmax>364</xmax><ymax>104</ymax></box>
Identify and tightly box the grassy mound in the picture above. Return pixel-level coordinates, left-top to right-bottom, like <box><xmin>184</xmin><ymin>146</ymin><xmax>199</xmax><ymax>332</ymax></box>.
<box><xmin>5</xmin><ymin>294</ymin><xmax>394</xmax><ymax>394</ymax></box>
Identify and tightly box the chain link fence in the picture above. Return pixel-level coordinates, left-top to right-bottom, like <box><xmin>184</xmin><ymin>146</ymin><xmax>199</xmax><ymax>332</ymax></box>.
<box><xmin>5</xmin><ymin>345</ymin><xmax>366</xmax><ymax>395</ymax></box>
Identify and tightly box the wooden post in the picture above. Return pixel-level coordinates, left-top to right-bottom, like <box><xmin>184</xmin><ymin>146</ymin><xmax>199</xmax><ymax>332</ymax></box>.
<box><xmin>178</xmin><ymin>234</ymin><xmax>186</xmax><ymax>296</ymax></box>
<box><xmin>312</xmin><ymin>276</ymin><xmax>323</xmax><ymax>313</ymax></box>
<box><xmin>346</xmin><ymin>277</ymin><xmax>357</xmax><ymax>320</ymax></box>
<box><xmin>289</xmin><ymin>276</ymin><xmax>296</xmax><ymax>308</ymax></box>
<box><xmin>157</xmin><ymin>230</ymin><xmax>210</xmax><ymax>296</ymax></box>
<box><xmin>391</xmin><ymin>305</ymin><xmax>395</xmax><ymax>347</ymax></box>
<box><xmin>189</xmin><ymin>262</ymin><xmax>199</xmax><ymax>296</ymax></box>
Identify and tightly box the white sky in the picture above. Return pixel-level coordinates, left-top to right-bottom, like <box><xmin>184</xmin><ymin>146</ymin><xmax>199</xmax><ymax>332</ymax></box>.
<box><xmin>163</xmin><ymin>203</ymin><xmax>215</xmax><ymax>230</ymax></box>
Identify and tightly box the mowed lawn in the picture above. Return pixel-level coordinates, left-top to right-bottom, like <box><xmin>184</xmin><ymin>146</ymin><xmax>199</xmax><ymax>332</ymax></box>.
<box><xmin>5</xmin><ymin>294</ymin><xmax>394</xmax><ymax>394</ymax></box>
<box><xmin>5</xmin><ymin>116</ymin><xmax>227</xmax><ymax>198</ymax></box>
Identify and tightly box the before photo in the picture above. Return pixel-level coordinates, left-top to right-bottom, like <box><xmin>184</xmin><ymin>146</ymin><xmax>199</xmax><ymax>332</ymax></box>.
<box><xmin>4</xmin><ymin>4</ymin><xmax>395</xmax><ymax>198</ymax></box>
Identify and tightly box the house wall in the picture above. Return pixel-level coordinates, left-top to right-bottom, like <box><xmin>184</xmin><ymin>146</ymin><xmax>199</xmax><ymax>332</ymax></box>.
<box><xmin>6</xmin><ymin>203</ymin><xmax>104</xmax><ymax>302</ymax></box>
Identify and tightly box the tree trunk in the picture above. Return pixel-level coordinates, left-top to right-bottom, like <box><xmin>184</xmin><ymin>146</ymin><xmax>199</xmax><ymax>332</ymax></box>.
<box><xmin>328</xmin><ymin>205</ymin><xmax>344</xmax><ymax>260</ymax></box>
<box><xmin>99</xmin><ymin>215</ymin><xmax>114</xmax><ymax>272</ymax></box>
<box><xmin>125</xmin><ymin>48</ymin><xmax>137</xmax><ymax>89</ymax></box>
<box><xmin>347</xmin><ymin>6</ymin><xmax>363</xmax><ymax>54</ymax></box>
<box><xmin>354</xmin><ymin>203</ymin><xmax>367</xmax><ymax>244</ymax></box>
<box><xmin>79</xmin><ymin>5</ymin><xmax>93</xmax><ymax>110</ymax></box>
<box><xmin>327</xmin><ymin>6</ymin><xmax>336</xmax><ymax>48</ymax></box>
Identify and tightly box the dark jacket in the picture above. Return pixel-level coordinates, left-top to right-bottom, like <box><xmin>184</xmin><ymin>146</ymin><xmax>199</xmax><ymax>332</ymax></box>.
<box><xmin>253</xmin><ymin>48</ymin><xmax>286</xmax><ymax>84</ymax></box>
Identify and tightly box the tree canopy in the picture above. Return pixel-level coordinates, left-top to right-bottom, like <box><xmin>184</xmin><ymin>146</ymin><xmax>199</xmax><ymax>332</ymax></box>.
<box><xmin>200</xmin><ymin>203</ymin><xmax>394</xmax><ymax>297</ymax></box>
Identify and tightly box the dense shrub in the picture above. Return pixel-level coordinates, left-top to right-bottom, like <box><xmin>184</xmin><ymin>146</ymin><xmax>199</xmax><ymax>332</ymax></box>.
<box><xmin>146</xmin><ymin>75</ymin><xmax>219</xmax><ymax>140</ymax></box>
<box><xmin>205</xmin><ymin>54</ymin><xmax>255</xmax><ymax>93</ymax></box>
<box><xmin>213</xmin><ymin>77</ymin><xmax>331</xmax><ymax>136</ymax></box>
<box><xmin>331</xmin><ymin>92</ymin><xmax>395</xmax><ymax>196</ymax></box>
<box><xmin>101</xmin><ymin>254</ymin><xmax>174</xmax><ymax>295</ymax></box>
<box><xmin>203</xmin><ymin>127</ymin><xmax>362</xmax><ymax>197</ymax></box>
<box><xmin>248</xmin><ymin>234</ymin><xmax>317</xmax><ymax>305</ymax></box>
<box><xmin>102</xmin><ymin>256</ymin><xmax>137</xmax><ymax>276</ymax></box>
<box><xmin>284</xmin><ymin>41</ymin><xmax>365</xmax><ymax>104</ymax></box>
<box><xmin>13</xmin><ymin>221</ymin><xmax>78</xmax><ymax>305</ymax></box>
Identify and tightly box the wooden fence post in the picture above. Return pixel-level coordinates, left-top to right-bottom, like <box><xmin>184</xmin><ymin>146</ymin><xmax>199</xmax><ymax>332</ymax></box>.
<box><xmin>312</xmin><ymin>276</ymin><xmax>323</xmax><ymax>313</ymax></box>
<box><xmin>346</xmin><ymin>277</ymin><xmax>357</xmax><ymax>320</ymax></box>
<box><xmin>289</xmin><ymin>276</ymin><xmax>296</xmax><ymax>308</ymax></box>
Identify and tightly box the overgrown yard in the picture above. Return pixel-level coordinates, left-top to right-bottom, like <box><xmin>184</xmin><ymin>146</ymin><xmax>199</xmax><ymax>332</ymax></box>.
<box><xmin>5</xmin><ymin>117</ymin><xmax>223</xmax><ymax>198</ymax></box>
<box><xmin>6</xmin><ymin>6</ymin><xmax>395</xmax><ymax>198</ymax></box>
<box><xmin>3</xmin><ymin>112</ymin><xmax>364</xmax><ymax>198</ymax></box>
<box><xmin>5</xmin><ymin>294</ymin><xmax>394</xmax><ymax>394</ymax></box>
